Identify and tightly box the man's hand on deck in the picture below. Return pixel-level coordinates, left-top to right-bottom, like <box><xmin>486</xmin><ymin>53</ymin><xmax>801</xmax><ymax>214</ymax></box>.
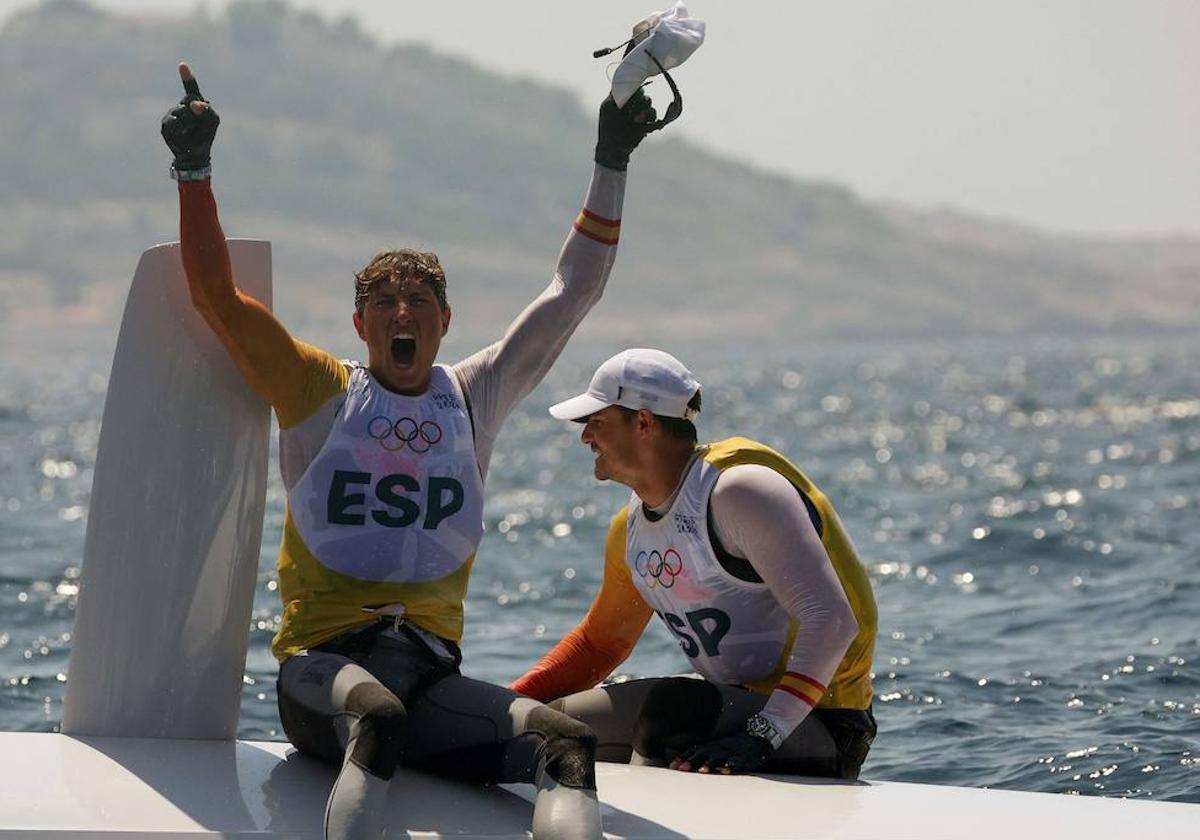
<box><xmin>161</xmin><ymin>62</ymin><xmax>220</xmax><ymax>177</ymax></box>
<box><xmin>671</xmin><ymin>733</ymin><xmax>773</xmax><ymax>775</ymax></box>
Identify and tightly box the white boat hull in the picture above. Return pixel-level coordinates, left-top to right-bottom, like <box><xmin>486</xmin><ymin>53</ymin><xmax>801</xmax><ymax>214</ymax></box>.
<box><xmin>1</xmin><ymin>732</ymin><xmax>1194</xmax><ymax>839</ymax></box>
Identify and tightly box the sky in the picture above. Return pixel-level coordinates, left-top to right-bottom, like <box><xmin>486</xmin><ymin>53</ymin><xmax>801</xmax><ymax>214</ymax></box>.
<box><xmin>3</xmin><ymin>0</ymin><xmax>1197</xmax><ymax>238</ymax></box>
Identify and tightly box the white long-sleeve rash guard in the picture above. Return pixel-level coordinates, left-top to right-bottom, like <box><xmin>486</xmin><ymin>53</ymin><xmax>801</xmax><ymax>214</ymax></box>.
<box><xmin>708</xmin><ymin>463</ymin><xmax>860</xmax><ymax>739</ymax></box>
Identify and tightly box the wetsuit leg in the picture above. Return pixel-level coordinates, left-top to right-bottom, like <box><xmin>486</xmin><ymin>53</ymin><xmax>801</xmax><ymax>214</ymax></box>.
<box><xmin>554</xmin><ymin>677</ymin><xmax>844</xmax><ymax>776</ymax></box>
<box><xmin>403</xmin><ymin>675</ymin><xmax>601</xmax><ymax>840</ymax></box>
<box><xmin>793</xmin><ymin>706</ymin><xmax>876</xmax><ymax>779</ymax></box>
<box><xmin>766</xmin><ymin>712</ymin><xmax>841</xmax><ymax>776</ymax></box>
<box><xmin>548</xmin><ymin>679</ymin><xmax>664</xmax><ymax>763</ymax></box>
<box><xmin>552</xmin><ymin>677</ymin><xmax>731</xmax><ymax>766</ymax></box>
<box><xmin>699</xmin><ymin>682</ymin><xmax>843</xmax><ymax>776</ymax></box>
<box><xmin>631</xmin><ymin>677</ymin><xmax>727</xmax><ymax>766</ymax></box>
<box><xmin>277</xmin><ymin>650</ymin><xmax>407</xmax><ymax>840</ymax></box>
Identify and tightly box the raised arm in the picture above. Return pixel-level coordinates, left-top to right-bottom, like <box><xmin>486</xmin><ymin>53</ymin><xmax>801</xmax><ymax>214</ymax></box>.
<box><xmin>453</xmin><ymin>91</ymin><xmax>665</xmax><ymax>476</ymax></box>
<box><xmin>511</xmin><ymin>508</ymin><xmax>654</xmax><ymax>702</ymax></box>
<box><xmin>163</xmin><ymin>63</ymin><xmax>311</xmax><ymax>416</ymax></box>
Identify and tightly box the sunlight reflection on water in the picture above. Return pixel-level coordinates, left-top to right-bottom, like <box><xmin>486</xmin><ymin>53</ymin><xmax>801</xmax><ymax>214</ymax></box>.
<box><xmin>1</xmin><ymin>336</ymin><xmax>1197</xmax><ymax>800</ymax></box>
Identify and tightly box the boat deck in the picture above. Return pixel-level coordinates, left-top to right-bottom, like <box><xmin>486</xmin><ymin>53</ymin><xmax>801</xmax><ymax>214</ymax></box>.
<box><xmin>1</xmin><ymin>733</ymin><xmax>1194</xmax><ymax>838</ymax></box>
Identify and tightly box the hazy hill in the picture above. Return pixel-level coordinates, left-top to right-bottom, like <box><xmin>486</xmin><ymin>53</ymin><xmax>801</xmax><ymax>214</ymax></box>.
<box><xmin>2</xmin><ymin>0</ymin><xmax>1198</xmax><ymax>356</ymax></box>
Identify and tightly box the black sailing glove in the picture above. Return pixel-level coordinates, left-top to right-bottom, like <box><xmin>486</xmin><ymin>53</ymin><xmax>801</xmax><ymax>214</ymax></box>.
<box><xmin>678</xmin><ymin>733</ymin><xmax>773</xmax><ymax>775</ymax></box>
<box><xmin>594</xmin><ymin>87</ymin><xmax>658</xmax><ymax>172</ymax></box>
<box><xmin>161</xmin><ymin>67</ymin><xmax>220</xmax><ymax>179</ymax></box>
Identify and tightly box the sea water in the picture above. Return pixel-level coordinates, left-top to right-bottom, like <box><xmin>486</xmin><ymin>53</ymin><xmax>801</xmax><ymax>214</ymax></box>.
<box><xmin>1</xmin><ymin>336</ymin><xmax>1197</xmax><ymax>802</ymax></box>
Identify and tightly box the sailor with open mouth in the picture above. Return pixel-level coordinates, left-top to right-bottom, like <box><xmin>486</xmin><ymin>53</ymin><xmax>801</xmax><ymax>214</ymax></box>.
<box><xmin>150</xmin><ymin>4</ymin><xmax>704</xmax><ymax>837</ymax></box>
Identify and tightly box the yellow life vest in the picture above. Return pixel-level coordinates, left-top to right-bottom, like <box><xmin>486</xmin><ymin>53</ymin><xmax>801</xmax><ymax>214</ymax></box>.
<box><xmin>698</xmin><ymin>438</ymin><xmax>876</xmax><ymax>709</ymax></box>
<box><xmin>271</xmin><ymin>363</ymin><xmax>482</xmax><ymax>661</ymax></box>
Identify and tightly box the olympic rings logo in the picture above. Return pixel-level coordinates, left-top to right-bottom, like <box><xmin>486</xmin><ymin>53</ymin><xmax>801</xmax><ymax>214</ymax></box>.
<box><xmin>367</xmin><ymin>415</ymin><xmax>443</xmax><ymax>453</ymax></box>
<box><xmin>635</xmin><ymin>548</ymin><xmax>684</xmax><ymax>588</ymax></box>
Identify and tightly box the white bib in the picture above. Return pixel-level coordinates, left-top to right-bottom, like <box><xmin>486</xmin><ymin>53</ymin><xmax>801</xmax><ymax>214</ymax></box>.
<box><xmin>627</xmin><ymin>455</ymin><xmax>792</xmax><ymax>685</ymax></box>
<box><xmin>288</xmin><ymin>365</ymin><xmax>484</xmax><ymax>583</ymax></box>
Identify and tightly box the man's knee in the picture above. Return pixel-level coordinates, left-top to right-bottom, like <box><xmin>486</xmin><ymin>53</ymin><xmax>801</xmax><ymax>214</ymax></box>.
<box><xmin>632</xmin><ymin>678</ymin><xmax>722</xmax><ymax>761</ymax></box>
<box><xmin>527</xmin><ymin>706</ymin><xmax>598</xmax><ymax>789</ymax></box>
<box><xmin>345</xmin><ymin>683</ymin><xmax>407</xmax><ymax>779</ymax></box>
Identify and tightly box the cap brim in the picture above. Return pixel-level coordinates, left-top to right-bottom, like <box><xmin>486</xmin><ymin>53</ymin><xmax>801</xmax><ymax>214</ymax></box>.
<box><xmin>548</xmin><ymin>393</ymin><xmax>611</xmax><ymax>421</ymax></box>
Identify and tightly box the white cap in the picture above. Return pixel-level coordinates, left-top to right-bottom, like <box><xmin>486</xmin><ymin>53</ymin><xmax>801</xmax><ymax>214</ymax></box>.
<box><xmin>549</xmin><ymin>349</ymin><xmax>701</xmax><ymax>422</ymax></box>
<box><xmin>611</xmin><ymin>2</ymin><xmax>706</xmax><ymax>108</ymax></box>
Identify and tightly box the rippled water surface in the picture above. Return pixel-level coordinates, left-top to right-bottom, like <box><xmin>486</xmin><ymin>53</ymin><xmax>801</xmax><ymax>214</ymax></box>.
<box><xmin>2</xmin><ymin>336</ymin><xmax>1197</xmax><ymax>802</ymax></box>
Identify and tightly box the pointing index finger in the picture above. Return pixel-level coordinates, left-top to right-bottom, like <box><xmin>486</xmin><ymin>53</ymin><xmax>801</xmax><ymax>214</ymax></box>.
<box><xmin>178</xmin><ymin>62</ymin><xmax>202</xmax><ymax>100</ymax></box>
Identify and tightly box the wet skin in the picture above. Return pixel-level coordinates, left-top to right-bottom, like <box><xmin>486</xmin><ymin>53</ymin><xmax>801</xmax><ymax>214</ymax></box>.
<box><xmin>579</xmin><ymin>406</ymin><xmax>641</xmax><ymax>483</ymax></box>
<box><xmin>353</xmin><ymin>276</ymin><xmax>451</xmax><ymax>395</ymax></box>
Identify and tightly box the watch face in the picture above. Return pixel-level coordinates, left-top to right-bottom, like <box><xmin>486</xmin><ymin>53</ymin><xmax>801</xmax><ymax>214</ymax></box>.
<box><xmin>747</xmin><ymin>714</ymin><xmax>777</xmax><ymax>742</ymax></box>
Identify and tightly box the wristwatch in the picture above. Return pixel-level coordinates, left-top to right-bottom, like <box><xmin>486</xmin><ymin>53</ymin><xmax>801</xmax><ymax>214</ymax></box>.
<box><xmin>745</xmin><ymin>713</ymin><xmax>784</xmax><ymax>750</ymax></box>
<box><xmin>170</xmin><ymin>165</ymin><xmax>213</xmax><ymax>182</ymax></box>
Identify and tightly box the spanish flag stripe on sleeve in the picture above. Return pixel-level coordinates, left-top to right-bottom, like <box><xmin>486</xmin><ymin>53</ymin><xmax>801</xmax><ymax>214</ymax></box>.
<box><xmin>574</xmin><ymin>209</ymin><xmax>621</xmax><ymax>245</ymax></box>
<box><xmin>581</xmin><ymin>208</ymin><xmax>620</xmax><ymax>226</ymax></box>
<box><xmin>778</xmin><ymin>671</ymin><xmax>826</xmax><ymax>707</ymax></box>
<box><xmin>778</xmin><ymin>684</ymin><xmax>819</xmax><ymax>707</ymax></box>
<box><xmin>788</xmin><ymin>671</ymin><xmax>827</xmax><ymax>692</ymax></box>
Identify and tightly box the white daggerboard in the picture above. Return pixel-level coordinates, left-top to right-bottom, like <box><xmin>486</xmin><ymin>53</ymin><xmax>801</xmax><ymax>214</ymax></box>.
<box><xmin>62</xmin><ymin>240</ymin><xmax>272</xmax><ymax>740</ymax></box>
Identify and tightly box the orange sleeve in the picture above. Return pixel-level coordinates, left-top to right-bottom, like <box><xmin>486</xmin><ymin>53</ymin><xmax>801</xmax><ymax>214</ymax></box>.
<box><xmin>178</xmin><ymin>180</ymin><xmax>316</xmax><ymax>413</ymax></box>
<box><xmin>511</xmin><ymin>507</ymin><xmax>654</xmax><ymax>702</ymax></box>
<box><xmin>274</xmin><ymin>340</ymin><xmax>351</xmax><ymax>430</ymax></box>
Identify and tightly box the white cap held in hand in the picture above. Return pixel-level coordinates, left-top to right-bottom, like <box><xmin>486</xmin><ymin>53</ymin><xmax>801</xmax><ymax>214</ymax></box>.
<box><xmin>611</xmin><ymin>2</ymin><xmax>706</xmax><ymax>107</ymax></box>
